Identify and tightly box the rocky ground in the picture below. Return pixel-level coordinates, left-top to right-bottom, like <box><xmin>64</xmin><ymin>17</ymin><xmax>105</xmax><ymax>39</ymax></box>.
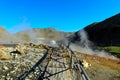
<box><xmin>0</xmin><ymin>44</ymin><xmax>46</xmax><ymax>80</ymax></box>
<box><xmin>0</xmin><ymin>44</ymin><xmax>120</xmax><ymax>80</ymax></box>
<box><xmin>0</xmin><ymin>44</ymin><xmax>76</xmax><ymax>80</ymax></box>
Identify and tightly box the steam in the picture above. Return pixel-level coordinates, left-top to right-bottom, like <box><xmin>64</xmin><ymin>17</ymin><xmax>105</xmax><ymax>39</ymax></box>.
<box><xmin>0</xmin><ymin>17</ymin><xmax>39</xmax><ymax>44</ymax></box>
<box><xmin>11</xmin><ymin>21</ymin><xmax>36</xmax><ymax>42</ymax></box>
<box><xmin>79</xmin><ymin>29</ymin><xmax>91</xmax><ymax>48</ymax></box>
<box><xmin>9</xmin><ymin>21</ymin><xmax>31</xmax><ymax>34</ymax></box>
<box><xmin>0</xmin><ymin>17</ymin><xmax>56</xmax><ymax>45</ymax></box>
<box><xmin>69</xmin><ymin>29</ymin><xmax>116</xmax><ymax>59</ymax></box>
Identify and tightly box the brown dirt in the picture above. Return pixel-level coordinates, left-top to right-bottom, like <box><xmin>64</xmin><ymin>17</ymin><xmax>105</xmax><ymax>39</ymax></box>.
<box><xmin>75</xmin><ymin>52</ymin><xmax>120</xmax><ymax>80</ymax></box>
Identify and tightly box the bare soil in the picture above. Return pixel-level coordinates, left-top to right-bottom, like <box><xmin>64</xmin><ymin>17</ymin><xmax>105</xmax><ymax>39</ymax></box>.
<box><xmin>76</xmin><ymin>52</ymin><xmax>120</xmax><ymax>80</ymax></box>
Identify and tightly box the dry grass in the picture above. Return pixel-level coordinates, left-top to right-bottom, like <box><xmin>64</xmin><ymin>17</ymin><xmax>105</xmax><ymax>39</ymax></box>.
<box><xmin>75</xmin><ymin>52</ymin><xmax>120</xmax><ymax>70</ymax></box>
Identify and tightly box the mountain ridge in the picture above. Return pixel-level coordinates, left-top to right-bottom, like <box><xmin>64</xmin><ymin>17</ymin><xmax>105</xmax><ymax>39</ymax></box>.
<box><xmin>66</xmin><ymin>13</ymin><xmax>120</xmax><ymax>46</ymax></box>
<box><xmin>0</xmin><ymin>27</ymin><xmax>73</xmax><ymax>44</ymax></box>
<box><xmin>84</xmin><ymin>13</ymin><xmax>120</xmax><ymax>46</ymax></box>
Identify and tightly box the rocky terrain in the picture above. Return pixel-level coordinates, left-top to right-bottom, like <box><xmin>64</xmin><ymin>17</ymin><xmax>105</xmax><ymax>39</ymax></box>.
<box><xmin>0</xmin><ymin>43</ymin><xmax>74</xmax><ymax>79</ymax></box>
<box><xmin>0</xmin><ymin>43</ymin><xmax>120</xmax><ymax>80</ymax></box>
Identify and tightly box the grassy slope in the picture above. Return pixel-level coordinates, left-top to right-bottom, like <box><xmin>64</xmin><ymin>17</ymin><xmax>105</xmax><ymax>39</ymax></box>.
<box><xmin>98</xmin><ymin>46</ymin><xmax>120</xmax><ymax>54</ymax></box>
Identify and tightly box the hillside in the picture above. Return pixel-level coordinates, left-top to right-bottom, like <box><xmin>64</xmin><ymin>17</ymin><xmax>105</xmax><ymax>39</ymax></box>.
<box><xmin>15</xmin><ymin>28</ymin><xmax>72</xmax><ymax>42</ymax></box>
<box><xmin>84</xmin><ymin>13</ymin><xmax>120</xmax><ymax>46</ymax></box>
<box><xmin>0</xmin><ymin>27</ymin><xmax>17</xmax><ymax>44</ymax></box>
<box><xmin>62</xmin><ymin>13</ymin><xmax>120</xmax><ymax>58</ymax></box>
<box><xmin>0</xmin><ymin>27</ymin><xmax>73</xmax><ymax>44</ymax></box>
<box><xmin>66</xmin><ymin>13</ymin><xmax>120</xmax><ymax>47</ymax></box>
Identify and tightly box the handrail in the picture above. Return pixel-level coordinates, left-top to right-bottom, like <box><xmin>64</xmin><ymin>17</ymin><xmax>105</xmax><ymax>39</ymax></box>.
<box><xmin>17</xmin><ymin>50</ymin><xmax>49</xmax><ymax>80</ymax></box>
<box><xmin>65</xmin><ymin>42</ymin><xmax>91</xmax><ymax>80</ymax></box>
<box><xmin>77</xmin><ymin>64</ymin><xmax>90</xmax><ymax>80</ymax></box>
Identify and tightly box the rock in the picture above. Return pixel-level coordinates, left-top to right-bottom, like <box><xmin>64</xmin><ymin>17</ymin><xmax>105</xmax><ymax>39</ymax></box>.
<box><xmin>3</xmin><ymin>66</ymin><xmax>9</xmax><ymax>70</ymax></box>
<box><xmin>10</xmin><ymin>70</ymin><xmax>15</xmax><ymax>74</ymax></box>
<box><xmin>2</xmin><ymin>75</ymin><xmax>5</xmax><ymax>78</ymax></box>
<box><xmin>0</xmin><ymin>54</ymin><xmax>11</xmax><ymax>60</ymax></box>
<box><xmin>82</xmin><ymin>59</ymin><xmax>91</xmax><ymax>68</ymax></box>
<box><xmin>0</xmin><ymin>48</ymin><xmax>12</xmax><ymax>60</ymax></box>
<box><xmin>10</xmin><ymin>78</ymin><xmax>13</xmax><ymax>80</ymax></box>
<box><xmin>28</xmin><ymin>75</ymin><xmax>32</xmax><ymax>78</ymax></box>
<box><xmin>15</xmin><ymin>44</ymin><xmax>27</xmax><ymax>54</ymax></box>
<box><xmin>25</xmin><ymin>78</ymin><xmax>31</xmax><ymax>80</ymax></box>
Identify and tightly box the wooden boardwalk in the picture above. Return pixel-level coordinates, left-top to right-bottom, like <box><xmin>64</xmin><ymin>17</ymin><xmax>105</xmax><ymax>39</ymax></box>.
<box><xmin>16</xmin><ymin>43</ymin><xmax>90</xmax><ymax>80</ymax></box>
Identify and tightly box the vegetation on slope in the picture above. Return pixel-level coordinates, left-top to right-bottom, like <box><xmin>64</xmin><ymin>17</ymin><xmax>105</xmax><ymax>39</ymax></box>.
<box><xmin>98</xmin><ymin>46</ymin><xmax>120</xmax><ymax>54</ymax></box>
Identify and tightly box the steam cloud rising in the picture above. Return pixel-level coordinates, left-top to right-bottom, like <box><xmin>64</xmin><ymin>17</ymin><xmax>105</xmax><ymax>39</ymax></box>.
<box><xmin>0</xmin><ymin>17</ymin><xmax>38</xmax><ymax>44</ymax></box>
<box><xmin>69</xmin><ymin>29</ymin><xmax>116</xmax><ymax>59</ymax></box>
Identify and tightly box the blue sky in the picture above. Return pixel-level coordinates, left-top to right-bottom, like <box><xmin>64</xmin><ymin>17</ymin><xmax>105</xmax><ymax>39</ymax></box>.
<box><xmin>0</xmin><ymin>0</ymin><xmax>120</xmax><ymax>33</ymax></box>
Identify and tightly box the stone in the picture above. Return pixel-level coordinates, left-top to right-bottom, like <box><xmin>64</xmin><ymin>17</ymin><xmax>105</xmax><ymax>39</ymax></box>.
<box><xmin>82</xmin><ymin>59</ymin><xmax>91</xmax><ymax>69</ymax></box>
<box><xmin>3</xmin><ymin>66</ymin><xmax>9</xmax><ymax>70</ymax></box>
